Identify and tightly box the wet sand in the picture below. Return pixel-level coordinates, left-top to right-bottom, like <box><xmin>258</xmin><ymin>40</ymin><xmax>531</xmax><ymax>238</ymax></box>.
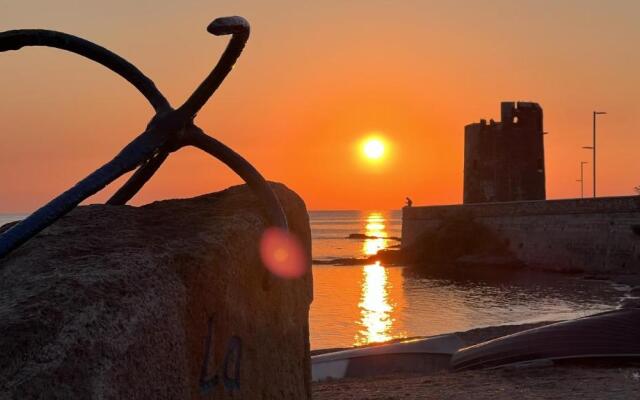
<box><xmin>312</xmin><ymin>320</ymin><xmax>640</xmax><ymax>399</ymax></box>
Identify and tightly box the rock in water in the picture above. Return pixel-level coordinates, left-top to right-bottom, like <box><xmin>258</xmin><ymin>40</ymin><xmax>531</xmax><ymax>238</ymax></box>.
<box><xmin>0</xmin><ymin>184</ymin><xmax>313</xmax><ymax>399</ymax></box>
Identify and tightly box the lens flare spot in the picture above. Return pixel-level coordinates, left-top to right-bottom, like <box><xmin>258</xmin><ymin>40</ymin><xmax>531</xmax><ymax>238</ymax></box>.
<box><xmin>260</xmin><ymin>227</ymin><xmax>306</xmax><ymax>279</ymax></box>
<box><xmin>274</xmin><ymin>248</ymin><xmax>289</xmax><ymax>262</ymax></box>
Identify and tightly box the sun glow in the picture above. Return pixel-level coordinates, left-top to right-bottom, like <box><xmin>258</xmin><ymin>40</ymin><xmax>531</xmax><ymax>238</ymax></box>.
<box><xmin>362</xmin><ymin>137</ymin><xmax>385</xmax><ymax>160</ymax></box>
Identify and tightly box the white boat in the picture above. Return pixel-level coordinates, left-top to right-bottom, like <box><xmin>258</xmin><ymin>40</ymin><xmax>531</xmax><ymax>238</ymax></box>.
<box><xmin>312</xmin><ymin>333</ymin><xmax>464</xmax><ymax>381</ymax></box>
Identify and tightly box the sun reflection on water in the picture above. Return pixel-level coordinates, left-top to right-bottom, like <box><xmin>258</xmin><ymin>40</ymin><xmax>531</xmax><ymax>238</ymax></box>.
<box><xmin>355</xmin><ymin>212</ymin><xmax>396</xmax><ymax>345</ymax></box>
<box><xmin>362</xmin><ymin>212</ymin><xmax>388</xmax><ymax>256</ymax></box>
<box><xmin>356</xmin><ymin>262</ymin><xmax>394</xmax><ymax>345</ymax></box>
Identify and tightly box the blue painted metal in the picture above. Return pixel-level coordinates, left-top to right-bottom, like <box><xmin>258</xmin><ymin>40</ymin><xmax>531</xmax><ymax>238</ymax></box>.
<box><xmin>0</xmin><ymin>16</ymin><xmax>288</xmax><ymax>259</ymax></box>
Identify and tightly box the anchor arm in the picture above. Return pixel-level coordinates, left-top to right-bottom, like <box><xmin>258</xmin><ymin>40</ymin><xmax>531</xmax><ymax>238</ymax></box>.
<box><xmin>0</xmin><ymin>29</ymin><xmax>170</xmax><ymax>113</ymax></box>
<box><xmin>0</xmin><ymin>127</ymin><xmax>168</xmax><ymax>258</ymax></box>
<box><xmin>177</xmin><ymin>16</ymin><xmax>250</xmax><ymax>119</ymax></box>
<box><xmin>0</xmin><ymin>16</ymin><xmax>288</xmax><ymax>260</ymax></box>
<box><xmin>106</xmin><ymin>151</ymin><xmax>169</xmax><ymax>205</ymax></box>
<box><xmin>187</xmin><ymin>126</ymin><xmax>288</xmax><ymax>230</ymax></box>
<box><xmin>108</xmin><ymin>16</ymin><xmax>250</xmax><ymax>205</ymax></box>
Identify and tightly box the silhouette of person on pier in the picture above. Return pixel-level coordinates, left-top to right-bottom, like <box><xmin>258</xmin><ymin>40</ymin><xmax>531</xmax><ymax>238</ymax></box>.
<box><xmin>405</xmin><ymin>197</ymin><xmax>413</xmax><ymax>207</ymax></box>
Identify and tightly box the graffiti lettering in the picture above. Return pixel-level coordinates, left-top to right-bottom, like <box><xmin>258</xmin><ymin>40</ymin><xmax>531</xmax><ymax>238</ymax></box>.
<box><xmin>199</xmin><ymin>317</ymin><xmax>242</xmax><ymax>395</ymax></box>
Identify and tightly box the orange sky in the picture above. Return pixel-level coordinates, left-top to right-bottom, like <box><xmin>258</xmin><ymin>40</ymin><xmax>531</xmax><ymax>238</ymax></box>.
<box><xmin>1</xmin><ymin>1</ymin><xmax>639</xmax><ymax>212</ymax></box>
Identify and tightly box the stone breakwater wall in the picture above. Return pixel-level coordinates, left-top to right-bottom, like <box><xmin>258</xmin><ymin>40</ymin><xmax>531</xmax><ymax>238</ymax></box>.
<box><xmin>402</xmin><ymin>196</ymin><xmax>640</xmax><ymax>272</ymax></box>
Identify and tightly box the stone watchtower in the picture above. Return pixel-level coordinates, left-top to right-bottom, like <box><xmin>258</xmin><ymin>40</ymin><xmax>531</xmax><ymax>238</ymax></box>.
<box><xmin>463</xmin><ymin>101</ymin><xmax>546</xmax><ymax>204</ymax></box>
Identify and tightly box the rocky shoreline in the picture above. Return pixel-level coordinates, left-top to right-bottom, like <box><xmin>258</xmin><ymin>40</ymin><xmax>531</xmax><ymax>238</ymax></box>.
<box><xmin>312</xmin><ymin>248</ymin><xmax>403</xmax><ymax>266</ymax></box>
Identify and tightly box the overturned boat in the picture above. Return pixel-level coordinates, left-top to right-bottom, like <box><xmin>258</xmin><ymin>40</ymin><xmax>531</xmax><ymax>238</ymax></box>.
<box><xmin>451</xmin><ymin>307</ymin><xmax>640</xmax><ymax>370</ymax></box>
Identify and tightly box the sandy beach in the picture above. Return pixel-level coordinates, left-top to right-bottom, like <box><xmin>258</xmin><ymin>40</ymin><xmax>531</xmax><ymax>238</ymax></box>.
<box><xmin>313</xmin><ymin>365</ymin><xmax>640</xmax><ymax>399</ymax></box>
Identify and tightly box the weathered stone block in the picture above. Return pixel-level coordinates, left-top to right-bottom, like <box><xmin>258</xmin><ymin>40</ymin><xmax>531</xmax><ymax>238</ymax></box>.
<box><xmin>0</xmin><ymin>184</ymin><xmax>313</xmax><ymax>399</ymax></box>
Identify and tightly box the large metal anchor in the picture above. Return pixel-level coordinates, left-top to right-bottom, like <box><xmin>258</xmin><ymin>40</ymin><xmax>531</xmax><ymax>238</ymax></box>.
<box><xmin>0</xmin><ymin>16</ymin><xmax>289</xmax><ymax>259</ymax></box>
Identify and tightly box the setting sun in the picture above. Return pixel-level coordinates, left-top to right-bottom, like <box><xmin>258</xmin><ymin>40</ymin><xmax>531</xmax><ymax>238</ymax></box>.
<box><xmin>362</xmin><ymin>138</ymin><xmax>386</xmax><ymax>160</ymax></box>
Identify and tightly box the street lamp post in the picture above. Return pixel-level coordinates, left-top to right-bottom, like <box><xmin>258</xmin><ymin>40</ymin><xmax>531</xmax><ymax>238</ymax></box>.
<box><xmin>577</xmin><ymin>161</ymin><xmax>588</xmax><ymax>198</ymax></box>
<box><xmin>583</xmin><ymin>111</ymin><xmax>606</xmax><ymax>198</ymax></box>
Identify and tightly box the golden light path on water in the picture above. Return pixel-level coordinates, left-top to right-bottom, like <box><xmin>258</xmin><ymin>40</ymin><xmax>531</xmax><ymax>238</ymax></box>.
<box><xmin>363</xmin><ymin>212</ymin><xmax>386</xmax><ymax>256</ymax></box>
<box><xmin>355</xmin><ymin>212</ymin><xmax>397</xmax><ymax>346</ymax></box>
<box><xmin>356</xmin><ymin>262</ymin><xmax>393</xmax><ymax>345</ymax></box>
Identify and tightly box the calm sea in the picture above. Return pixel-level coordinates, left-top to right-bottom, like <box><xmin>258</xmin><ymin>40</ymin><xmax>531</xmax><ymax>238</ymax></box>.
<box><xmin>0</xmin><ymin>211</ymin><xmax>625</xmax><ymax>350</ymax></box>
<box><xmin>309</xmin><ymin>210</ymin><xmax>624</xmax><ymax>350</ymax></box>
